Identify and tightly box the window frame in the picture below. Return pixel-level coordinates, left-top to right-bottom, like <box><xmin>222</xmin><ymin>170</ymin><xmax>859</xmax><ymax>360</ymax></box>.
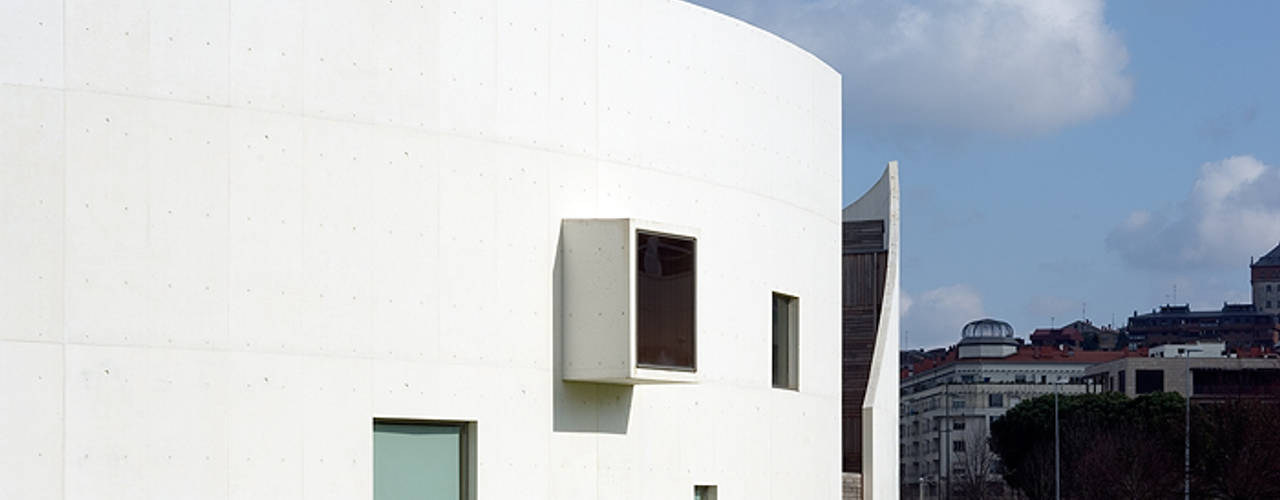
<box><xmin>372</xmin><ymin>418</ymin><xmax>476</xmax><ymax>500</ymax></box>
<box><xmin>771</xmin><ymin>291</ymin><xmax>800</xmax><ymax>390</ymax></box>
<box><xmin>635</xmin><ymin>230</ymin><xmax>698</xmax><ymax>372</ymax></box>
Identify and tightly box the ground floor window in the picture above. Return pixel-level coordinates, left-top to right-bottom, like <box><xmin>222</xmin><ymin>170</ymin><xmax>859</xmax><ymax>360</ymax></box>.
<box><xmin>374</xmin><ymin>420</ymin><xmax>471</xmax><ymax>500</ymax></box>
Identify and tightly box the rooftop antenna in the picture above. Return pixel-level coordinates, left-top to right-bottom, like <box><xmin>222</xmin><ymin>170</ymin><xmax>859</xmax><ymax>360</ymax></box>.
<box><xmin>1050</xmin><ymin>316</ymin><xmax>1055</xmax><ymax>329</ymax></box>
<box><xmin>1173</xmin><ymin>284</ymin><xmax>1178</xmax><ymax>304</ymax></box>
<box><xmin>1082</xmin><ymin>302</ymin><xmax>1087</xmax><ymax>321</ymax></box>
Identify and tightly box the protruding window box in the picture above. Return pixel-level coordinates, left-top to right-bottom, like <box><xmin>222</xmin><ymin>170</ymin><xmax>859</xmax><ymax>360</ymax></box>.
<box><xmin>561</xmin><ymin>218</ymin><xmax>697</xmax><ymax>384</ymax></box>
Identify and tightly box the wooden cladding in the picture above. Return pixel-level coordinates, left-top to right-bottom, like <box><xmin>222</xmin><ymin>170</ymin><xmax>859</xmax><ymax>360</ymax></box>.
<box><xmin>843</xmin><ymin>220</ymin><xmax>885</xmax><ymax>254</ymax></box>
<box><xmin>841</xmin><ymin>220</ymin><xmax>887</xmax><ymax>473</ymax></box>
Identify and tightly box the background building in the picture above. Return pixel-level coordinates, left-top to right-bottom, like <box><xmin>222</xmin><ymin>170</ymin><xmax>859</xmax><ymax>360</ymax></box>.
<box><xmin>1084</xmin><ymin>342</ymin><xmax>1280</xmax><ymax>400</ymax></box>
<box><xmin>1125</xmin><ymin>304</ymin><xmax>1279</xmax><ymax>351</ymax></box>
<box><xmin>1253</xmin><ymin>242</ymin><xmax>1280</xmax><ymax>314</ymax></box>
<box><xmin>0</xmin><ymin>1</ymin><xmax>863</xmax><ymax>499</ymax></box>
<box><xmin>899</xmin><ymin>320</ymin><xmax>1124</xmax><ymax>500</ymax></box>
<box><xmin>1030</xmin><ymin>319</ymin><xmax>1119</xmax><ymax>351</ymax></box>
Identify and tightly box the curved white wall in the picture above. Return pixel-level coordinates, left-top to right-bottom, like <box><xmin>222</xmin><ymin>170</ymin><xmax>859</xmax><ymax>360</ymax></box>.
<box><xmin>1</xmin><ymin>1</ymin><xmax>842</xmax><ymax>499</ymax></box>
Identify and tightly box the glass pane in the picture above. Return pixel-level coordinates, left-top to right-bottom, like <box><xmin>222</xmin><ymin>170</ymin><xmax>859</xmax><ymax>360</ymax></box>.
<box><xmin>374</xmin><ymin>423</ymin><xmax>462</xmax><ymax>500</ymax></box>
<box><xmin>772</xmin><ymin>293</ymin><xmax>791</xmax><ymax>388</ymax></box>
<box><xmin>636</xmin><ymin>231</ymin><xmax>696</xmax><ymax>370</ymax></box>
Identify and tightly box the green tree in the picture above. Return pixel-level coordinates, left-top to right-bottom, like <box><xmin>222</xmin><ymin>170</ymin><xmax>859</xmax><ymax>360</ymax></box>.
<box><xmin>990</xmin><ymin>392</ymin><xmax>1183</xmax><ymax>500</ymax></box>
<box><xmin>1191</xmin><ymin>399</ymin><xmax>1280</xmax><ymax>499</ymax></box>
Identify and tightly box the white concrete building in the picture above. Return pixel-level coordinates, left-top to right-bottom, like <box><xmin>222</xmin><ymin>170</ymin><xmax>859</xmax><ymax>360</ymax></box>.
<box><xmin>0</xmin><ymin>1</ymin><xmax>886</xmax><ymax>499</ymax></box>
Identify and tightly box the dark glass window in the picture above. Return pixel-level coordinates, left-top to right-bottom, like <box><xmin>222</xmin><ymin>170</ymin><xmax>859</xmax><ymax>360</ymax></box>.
<box><xmin>1135</xmin><ymin>369</ymin><xmax>1164</xmax><ymax>394</ymax></box>
<box><xmin>988</xmin><ymin>393</ymin><xmax>1003</xmax><ymax>408</ymax></box>
<box><xmin>772</xmin><ymin>292</ymin><xmax>798</xmax><ymax>389</ymax></box>
<box><xmin>636</xmin><ymin>231</ymin><xmax>696</xmax><ymax>370</ymax></box>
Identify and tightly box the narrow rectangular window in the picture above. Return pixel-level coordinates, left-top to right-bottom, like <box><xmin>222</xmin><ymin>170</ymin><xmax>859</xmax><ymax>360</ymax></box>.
<box><xmin>636</xmin><ymin>231</ymin><xmax>696</xmax><ymax>370</ymax></box>
<box><xmin>373</xmin><ymin>421</ymin><xmax>470</xmax><ymax>500</ymax></box>
<box><xmin>694</xmin><ymin>485</ymin><xmax>718</xmax><ymax>500</ymax></box>
<box><xmin>772</xmin><ymin>292</ymin><xmax>799</xmax><ymax>389</ymax></box>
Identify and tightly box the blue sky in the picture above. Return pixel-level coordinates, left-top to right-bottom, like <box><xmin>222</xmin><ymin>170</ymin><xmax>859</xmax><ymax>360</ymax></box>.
<box><xmin>690</xmin><ymin>0</ymin><xmax>1280</xmax><ymax>349</ymax></box>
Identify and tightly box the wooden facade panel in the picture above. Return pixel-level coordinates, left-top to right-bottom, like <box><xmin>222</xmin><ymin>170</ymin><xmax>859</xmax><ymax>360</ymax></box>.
<box><xmin>843</xmin><ymin>220</ymin><xmax>885</xmax><ymax>253</ymax></box>
<box><xmin>841</xmin><ymin>220</ymin><xmax>887</xmax><ymax>473</ymax></box>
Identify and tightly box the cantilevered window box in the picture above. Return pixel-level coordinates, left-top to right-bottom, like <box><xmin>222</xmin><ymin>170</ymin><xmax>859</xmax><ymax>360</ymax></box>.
<box><xmin>561</xmin><ymin>218</ymin><xmax>698</xmax><ymax>384</ymax></box>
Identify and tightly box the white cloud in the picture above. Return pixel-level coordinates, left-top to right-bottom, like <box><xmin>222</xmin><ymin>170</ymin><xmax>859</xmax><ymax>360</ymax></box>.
<box><xmin>1107</xmin><ymin>155</ymin><xmax>1280</xmax><ymax>271</ymax></box>
<box><xmin>902</xmin><ymin>284</ymin><xmax>985</xmax><ymax>349</ymax></box>
<box><xmin>691</xmin><ymin>0</ymin><xmax>1132</xmax><ymax>136</ymax></box>
<box><xmin>899</xmin><ymin>289</ymin><xmax>915</xmax><ymax>318</ymax></box>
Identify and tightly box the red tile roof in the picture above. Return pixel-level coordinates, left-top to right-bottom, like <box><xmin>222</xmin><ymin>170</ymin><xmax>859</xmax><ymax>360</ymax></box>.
<box><xmin>902</xmin><ymin>346</ymin><xmax>1137</xmax><ymax>379</ymax></box>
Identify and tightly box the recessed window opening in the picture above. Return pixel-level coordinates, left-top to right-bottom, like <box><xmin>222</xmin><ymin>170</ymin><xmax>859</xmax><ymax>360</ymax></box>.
<box><xmin>772</xmin><ymin>292</ymin><xmax>799</xmax><ymax>389</ymax></box>
<box><xmin>694</xmin><ymin>485</ymin><xmax>718</xmax><ymax>500</ymax></box>
<box><xmin>373</xmin><ymin>420</ymin><xmax>473</xmax><ymax>500</ymax></box>
<box><xmin>1135</xmin><ymin>369</ymin><xmax>1164</xmax><ymax>394</ymax></box>
<box><xmin>636</xmin><ymin>231</ymin><xmax>696</xmax><ymax>371</ymax></box>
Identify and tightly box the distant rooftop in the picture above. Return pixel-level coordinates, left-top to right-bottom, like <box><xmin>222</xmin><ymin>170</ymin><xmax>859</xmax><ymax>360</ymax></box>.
<box><xmin>1254</xmin><ymin>241</ymin><xmax>1280</xmax><ymax>267</ymax></box>
<box><xmin>901</xmin><ymin>346</ymin><xmax>1135</xmax><ymax>380</ymax></box>
<box><xmin>1131</xmin><ymin>303</ymin><xmax>1269</xmax><ymax>319</ymax></box>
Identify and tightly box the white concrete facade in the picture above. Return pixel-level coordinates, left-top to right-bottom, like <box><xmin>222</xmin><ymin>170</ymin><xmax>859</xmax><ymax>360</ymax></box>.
<box><xmin>0</xmin><ymin>1</ymin><xmax>846</xmax><ymax>499</ymax></box>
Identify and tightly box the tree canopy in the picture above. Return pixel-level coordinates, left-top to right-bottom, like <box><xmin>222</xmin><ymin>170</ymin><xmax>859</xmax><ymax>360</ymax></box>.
<box><xmin>990</xmin><ymin>392</ymin><xmax>1280</xmax><ymax>500</ymax></box>
<box><xmin>990</xmin><ymin>392</ymin><xmax>1182</xmax><ymax>500</ymax></box>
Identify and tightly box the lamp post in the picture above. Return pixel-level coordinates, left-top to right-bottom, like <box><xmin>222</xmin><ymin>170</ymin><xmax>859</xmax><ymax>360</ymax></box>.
<box><xmin>1054</xmin><ymin>376</ymin><xmax>1062</xmax><ymax>500</ymax></box>
<box><xmin>1183</xmin><ymin>347</ymin><xmax>1201</xmax><ymax>500</ymax></box>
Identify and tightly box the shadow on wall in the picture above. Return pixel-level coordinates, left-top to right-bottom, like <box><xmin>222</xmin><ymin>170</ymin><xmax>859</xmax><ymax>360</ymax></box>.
<box><xmin>551</xmin><ymin>229</ymin><xmax>633</xmax><ymax>434</ymax></box>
